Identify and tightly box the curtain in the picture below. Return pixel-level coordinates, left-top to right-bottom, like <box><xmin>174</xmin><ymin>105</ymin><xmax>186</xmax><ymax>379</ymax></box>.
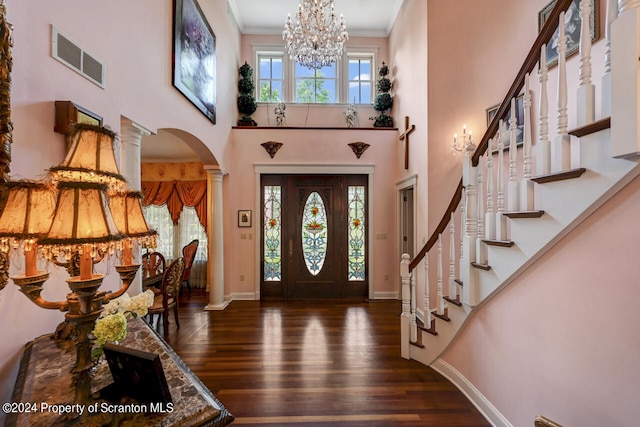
<box><xmin>142</xmin><ymin>180</ymin><xmax>207</xmax><ymax>231</ymax></box>
<box><xmin>142</xmin><ymin>205</ymin><xmax>208</xmax><ymax>289</ymax></box>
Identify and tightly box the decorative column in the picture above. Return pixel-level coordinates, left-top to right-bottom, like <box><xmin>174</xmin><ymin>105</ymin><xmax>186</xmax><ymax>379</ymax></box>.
<box><xmin>204</xmin><ymin>166</ymin><xmax>229</xmax><ymax>311</ymax></box>
<box><xmin>120</xmin><ymin>118</ymin><xmax>151</xmax><ymax>295</ymax></box>
<box><xmin>611</xmin><ymin>0</ymin><xmax>640</xmax><ymax>157</ymax></box>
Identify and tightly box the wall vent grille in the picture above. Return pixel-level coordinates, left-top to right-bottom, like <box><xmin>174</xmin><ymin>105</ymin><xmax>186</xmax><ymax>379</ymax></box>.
<box><xmin>51</xmin><ymin>26</ymin><xmax>106</xmax><ymax>89</ymax></box>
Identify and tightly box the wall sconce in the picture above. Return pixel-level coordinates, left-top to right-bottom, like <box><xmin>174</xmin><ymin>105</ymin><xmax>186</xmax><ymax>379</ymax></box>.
<box><xmin>451</xmin><ymin>124</ymin><xmax>476</xmax><ymax>154</ymax></box>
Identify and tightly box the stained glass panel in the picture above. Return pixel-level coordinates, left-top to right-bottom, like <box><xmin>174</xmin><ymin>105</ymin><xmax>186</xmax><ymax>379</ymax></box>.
<box><xmin>348</xmin><ymin>186</ymin><xmax>365</xmax><ymax>281</ymax></box>
<box><xmin>302</xmin><ymin>192</ymin><xmax>328</xmax><ymax>276</ymax></box>
<box><xmin>264</xmin><ymin>185</ymin><xmax>281</xmax><ymax>281</ymax></box>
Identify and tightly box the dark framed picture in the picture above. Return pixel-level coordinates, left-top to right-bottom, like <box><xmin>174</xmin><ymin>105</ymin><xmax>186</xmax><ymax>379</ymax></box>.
<box><xmin>173</xmin><ymin>0</ymin><xmax>217</xmax><ymax>124</ymax></box>
<box><xmin>538</xmin><ymin>0</ymin><xmax>598</xmax><ymax>69</ymax></box>
<box><xmin>238</xmin><ymin>210</ymin><xmax>252</xmax><ymax>227</ymax></box>
<box><xmin>486</xmin><ymin>94</ymin><xmax>525</xmax><ymax>148</ymax></box>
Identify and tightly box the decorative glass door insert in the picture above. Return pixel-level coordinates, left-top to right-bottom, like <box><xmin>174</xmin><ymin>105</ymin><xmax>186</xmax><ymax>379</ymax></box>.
<box><xmin>302</xmin><ymin>192</ymin><xmax>328</xmax><ymax>275</ymax></box>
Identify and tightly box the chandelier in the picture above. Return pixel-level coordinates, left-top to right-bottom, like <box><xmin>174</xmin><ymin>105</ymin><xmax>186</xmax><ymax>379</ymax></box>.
<box><xmin>283</xmin><ymin>0</ymin><xmax>349</xmax><ymax>69</ymax></box>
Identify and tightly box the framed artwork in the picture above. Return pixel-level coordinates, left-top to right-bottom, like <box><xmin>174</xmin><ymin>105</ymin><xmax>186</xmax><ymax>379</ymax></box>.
<box><xmin>173</xmin><ymin>0</ymin><xmax>217</xmax><ymax>124</ymax></box>
<box><xmin>238</xmin><ymin>210</ymin><xmax>252</xmax><ymax>228</ymax></box>
<box><xmin>486</xmin><ymin>94</ymin><xmax>525</xmax><ymax>148</ymax></box>
<box><xmin>538</xmin><ymin>0</ymin><xmax>598</xmax><ymax>68</ymax></box>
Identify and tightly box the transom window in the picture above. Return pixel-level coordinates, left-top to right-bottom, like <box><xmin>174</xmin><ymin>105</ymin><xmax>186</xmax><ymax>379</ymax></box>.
<box><xmin>254</xmin><ymin>46</ymin><xmax>376</xmax><ymax>105</ymax></box>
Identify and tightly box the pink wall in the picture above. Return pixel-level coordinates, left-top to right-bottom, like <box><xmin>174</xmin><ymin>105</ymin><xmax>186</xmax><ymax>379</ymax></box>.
<box><xmin>1</xmin><ymin>0</ymin><xmax>241</xmax><ymax>410</ymax></box>
<box><xmin>442</xmin><ymin>174</ymin><xmax>640</xmax><ymax>426</ymax></box>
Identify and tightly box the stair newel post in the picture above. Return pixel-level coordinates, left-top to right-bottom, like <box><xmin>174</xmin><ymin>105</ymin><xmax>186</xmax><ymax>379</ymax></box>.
<box><xmin>538</xmin><ymin>45</ymin><xmax>551</xmax><ymax>175</ymax></box>
<box><xmin>485</xmin><ymin>140</ymin><xmax>496</xmax><ymax>241</ymax></box>
<box><xmin>458</xmin><ymin>187</ymin><xmax>466</xmax><ymax>296</ymax></box>
<box><xmin>508</xmin><ymin>98</ymin><xmax>520</xmax><ymax>212</ymax></box>
<box><xmin>578</xmin><ymin>0</ymin><xmax>595</xmax><ymax>125</ymax></box>
<box><xmin>400</xmin><ymin>253</ymin><xmax>411</xmax><ymax>359</ymax></box>
<box><xmin>601</xmin><ymin>0</ymin><xmax>618</xmax><ymax>116</ymax></box>
<box><xmin>461</xmin><ymin>141</ymin><xmax>479</xmax><ymax>306</ymax></box>
<box><xmin>496</xmin><ymin>120</ymin><xmax>508</xmax><ymax>241</ymax></box>
<box><xmin>437</xmin><ymin>234</ymin><xmax>446</xmax><ymax>315</ymax></box>
<box><xmin>410</xmin><ymin>269</ymin><xmax>417</xmax><ymax>343</ymax></box>
<box><xmin>448</xmin><ymin>213</ymin><xmax>457</xmax><ymax>301</ymax></box>
<box><xmin>554</xmin><ymin>12</ymin><xmax>571</xmax><ymax>172</ymax></box>
<box><xmin>611</xmin><ymin>0</ymin><xmax>640</xmax><ymax>157</ymax></box>
<box><xmin>521</xmin><ymin>73</ymin><xmax>535</xmax><ymax>210</ymax></box>
<box><xmin>424</xmin><ymin>252</ymin><xmax>433</xmax><ymax>326</ymax></box>
<box><xmin>476</xmin><ymin>156</ymin><xmax>487</xmax><ymax>264</ymax></box>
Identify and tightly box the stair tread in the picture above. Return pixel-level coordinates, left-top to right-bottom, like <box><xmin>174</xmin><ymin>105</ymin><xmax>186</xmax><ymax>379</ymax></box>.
<box><xmin>433</xmin><ymin>312</ymin><xmax>451</xmax><ymax>322</ymax></box>
<box><xmin>471</xmin><ymin>262</ymin><xmax>492</xmax><ymax>271</ymax></box>
<box><xmin>531</xmin><ymin>168</ymin><xmax>587</xmax><ymax>184</ymax></box>
<box><xmin>482</xmin><ymin>239</ymin><xmax>515</xmax><ymax>247</ymax></box>
<box><xmin>443</xmin><ymin>296</ymin><xmax>463</xmax><ymax>307</ymax></box>
<box><xmin>568</xmin><ymin>117</ymin><xmax>611</xmax><ymax>137</ymax></box>
<box><xmin>503</xmin><ymin>210</ymin><xmax>545</xmax><ymax>218</ymax></box>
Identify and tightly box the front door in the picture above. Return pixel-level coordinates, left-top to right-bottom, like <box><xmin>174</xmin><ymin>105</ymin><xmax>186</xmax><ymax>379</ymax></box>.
<box><xmin>261</xmin><ymin>174</ymin><xmax>368</xmax><ymax>300</ymax></box>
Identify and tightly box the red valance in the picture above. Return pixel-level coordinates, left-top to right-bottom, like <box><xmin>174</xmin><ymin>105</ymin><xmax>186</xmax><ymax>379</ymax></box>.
<box><xmin>141</xmin><ymin>180</ymin><xmax>207</xmax><ymax>231</ymax></box>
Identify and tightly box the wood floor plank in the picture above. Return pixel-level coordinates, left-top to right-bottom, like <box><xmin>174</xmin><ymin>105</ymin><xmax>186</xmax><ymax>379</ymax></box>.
<box><xmin>162</xmin><ymin>291</ymin><xmax>491</xmax><ymax>426</ymax></box>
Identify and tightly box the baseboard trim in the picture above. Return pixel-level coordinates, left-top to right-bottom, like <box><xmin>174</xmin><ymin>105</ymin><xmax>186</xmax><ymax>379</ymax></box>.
<box><xmin>430</xmin><ymin>359</ymin><xmax>512</xmax><ymax>427</ymax></box>
<box><xmin>372</xmin><ymin>291</ymin><xmax>399</xmax><ymax>300</ymax></box>
<box><xmin>227</xmin><ymin>292</ymin><xmax>257</xmax><ymax>301</ymax></box>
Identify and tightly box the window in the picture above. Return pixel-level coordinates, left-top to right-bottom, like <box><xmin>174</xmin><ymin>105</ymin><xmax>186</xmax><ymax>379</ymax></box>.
<box><xmin>143</xmin><ymin>205</ymin><xmax>208</xmax><ymax>288</ymax></box>
<box><xmin>263</xmin><ymin>185</ymin><xmax>282</xmax><ymax>281</ymax></box>
<box><xmin>258</xmin><ymin>54</ymin><xmax>284</xmax><ymax>102</ymax></box>
<box><xmin>347</xmin><ymin>57</ymin><xmax>373</xmax><ymax>104</ymax></box>
<box><xmin>254</xmin><ymin>46</ymin><xmax>376</xmax><ymax>104</ymax></box>
<box><xmin>294</xmin><ymin>63</ymin><xmax>337</xmax><ymax>103</ymax></box>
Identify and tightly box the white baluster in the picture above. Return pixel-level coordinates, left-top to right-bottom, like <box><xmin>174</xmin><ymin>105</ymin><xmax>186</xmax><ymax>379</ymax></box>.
<box><xmin>449</xmin><ymin>213</ymin><xmax>457</xmax><ymax>300</ymax></box>
<box><xmin>521</xmin><ymin>73</ymin><xmax>535</xmax><ymax>210</ymax></box>
<box><xmin>578</xmin><ymin>0</ymin><xmax>595</xmax><ymax>125</ymax></box>
<box><xmin>508</xmin><ymin>98</ymin><xmax>520</xmax><ymax>212</ymax></box>
<box><xmin>458</xmin><ymin>187</ymin><xmax>465</xmax><ymax>288</ymax></box>
<box><xmin>424</xmin><ymin>252</ymin><xmax>432</xmax><ymax>325</ymax></box>
<box><xmin>485</xmin><ymin>140</ymin><xmax>496</xmax><ymax>241</ymax></box>
<box><xmin>437</xmin><ymin>234</ymin><xmax>446</xmax><ymax>315</ymax></box>
<box><xmin>476</xmin><ymin>156</ymin><xmax>487</xmax><ymax>264</ymax></box>
<box><xmin>461</xmin><ymin>142</ymin><xmax>479</xmax><ymax>306</ymax></box>
<box><xmin>538</xmin><ymin>45</ymin><xmax>551</xmax><ymax>175</ymax></box>
<box><xmin>400</xmin><ymin>253</ymin><xmax>411</xmax><ymax>359</ymax></box>
<box><xmin>602</xmin><ymin>0</ymin><xmax>618</xmax><ymax>116</ymax></box>
<box><xmin>410</xmin><ymin>270</ymin><xmax>417</xmax><ymax>343</ymax></box>
<box><xmin>496</xmin><ymin>120</ymin><xmax>508</xmax><ymax>241</ymax></box>
<box><xmin>554</xmin><ymin>12</ymin><xmax>571</xmax><ymax>172</ymax></box>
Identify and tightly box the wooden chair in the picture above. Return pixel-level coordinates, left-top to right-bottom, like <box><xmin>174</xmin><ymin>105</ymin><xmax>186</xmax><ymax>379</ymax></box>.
<box><xmin>141</xmin><ymin>251</ymin><xmax>165</xmax><ymax>292</ymax></box>
<box><xmin>180</xmin><ymin>239</ymin><xmax>199</xmax><ymax>294</ymax></box>
<box><xmin>147</xmin><ymin>257</ymin><xmax>185</xmax><ymax>336</ymax></box>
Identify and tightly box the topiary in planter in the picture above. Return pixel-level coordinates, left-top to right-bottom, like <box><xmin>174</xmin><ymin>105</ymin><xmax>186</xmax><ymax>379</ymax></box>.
<box><xmin>237</xmin><ymin>61</ymin><xmax>257</xmax><ymax>126</ymax></box>
<box><xmin>370</xmin><ymin>62</ymin><xmax>394</xmax><ymax>127</ymax></box>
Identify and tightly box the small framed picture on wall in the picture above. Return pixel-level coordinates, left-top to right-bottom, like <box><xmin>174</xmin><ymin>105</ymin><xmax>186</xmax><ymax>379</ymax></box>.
<box><xmin>238</xmin><ymin>210</ymin><xmax>252</xmax><ymax>227</ymax></box>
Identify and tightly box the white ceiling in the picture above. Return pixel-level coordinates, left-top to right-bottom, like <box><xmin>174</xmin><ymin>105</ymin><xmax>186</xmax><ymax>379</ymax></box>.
<box><xmin>228</xmin><ymin>0</ymin><xmax>405</xmax><ymax>37</ymax></box>
<box><xmin>141</xmin><ymin>0</ymin><xmax>404</xmax><ymax>163</ymax></box>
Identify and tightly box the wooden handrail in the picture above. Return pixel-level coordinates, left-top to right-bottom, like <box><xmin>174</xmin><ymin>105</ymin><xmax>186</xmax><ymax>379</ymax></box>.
<box><xmin>409</xmin><ymin>0</ymin><xmax>574</xmax><ymax>272</ymax></box>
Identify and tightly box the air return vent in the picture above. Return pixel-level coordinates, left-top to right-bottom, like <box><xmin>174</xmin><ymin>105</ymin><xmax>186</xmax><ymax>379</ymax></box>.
<box><xmin>51</xmin><ymin>26</ymin><xmax>106</xmax><ymax>89</ymax></box>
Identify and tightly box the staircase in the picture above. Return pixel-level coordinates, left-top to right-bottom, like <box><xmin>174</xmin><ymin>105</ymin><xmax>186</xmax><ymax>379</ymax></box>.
<box><xmin>400</xmin><ymin>0</ymin><xmax>640</xmax><ymax>376</ymax></box>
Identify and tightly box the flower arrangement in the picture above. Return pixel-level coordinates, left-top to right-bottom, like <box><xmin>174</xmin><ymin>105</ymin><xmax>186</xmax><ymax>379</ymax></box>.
<box><xmin>305</xmin><ymin>221</ymin><xmax>324</xmax><ymax>233</ymax></box>
<box><xmin>91</xmin><ymin>289</ymin><xmax>154</xmax><ymax>359</ymax></box>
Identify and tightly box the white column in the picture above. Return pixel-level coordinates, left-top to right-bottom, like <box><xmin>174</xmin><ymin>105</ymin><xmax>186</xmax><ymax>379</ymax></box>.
<box><xmin>120</xmin><ymin>118</ymin><xmax>151</xmax><ymax>295</ymax></box>
<box><xmin>496</xmin><ymin>121</ymin><xmax>508</xmax><ymax>241</ymax></box>
<box><xmin>476</xmin><ymin>156</ymin><xmax>487</xmax><ymax>264</ymax></box>
<box><xmin>508</xmin><ymin>98</ymin><xmax>520</xmax><ymax>212</ymax></box>
<box><xmin>538</xmin><ymin>46</ymin><xmax>551</xmax><ymax>175</ymax></box>
<box><xmin>424</xmin><ymin>254</ymin><xmax>433</xmax><ymax>325</ymax></box>
<box><xmin>120</xmin><ymin>118</ymin><xmax>150</xmax><ymax>191</ymax></box>
<box><xmin>461</xmin><ymin>142</ymin><xmax>478</xmax><ymax>306</ymax></box>
<box><xmin>611</xmin><ymin>0</ymin><xmax>640</xmax><ymax>157</ymax></box>
<box><xmin>204</xmin><ymin>166</ymin><xmax>230</xmax><ymax>311</ymax></box>
<box><xmin>521</xmin><ymin>74</ymin><xmax>535</xmax><ymax>210</ymax></box>
<box><xmin>448</xmin><ymin>213</ymin><xmax>457</xmax><ymax>299</ymax></box>
<box><xmin>577</xmin><ymin>0</ymin><xmax>595</xmax><ymax>126</ymax></box>
<box><xmin>437</xmin><ymin>234</ymin><xmax>446</xmax><ymax>315</ymax></box>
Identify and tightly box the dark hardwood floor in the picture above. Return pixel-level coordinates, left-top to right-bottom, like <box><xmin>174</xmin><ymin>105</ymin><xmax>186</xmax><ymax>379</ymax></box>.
<box><xmin>163</xmin><ymin>290</ymin><xmax>490</xmax><ymax>426</ymax></box>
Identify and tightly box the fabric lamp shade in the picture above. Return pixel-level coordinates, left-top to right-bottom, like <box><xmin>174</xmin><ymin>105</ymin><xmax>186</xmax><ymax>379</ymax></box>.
<box><xmin>110</xmin><ymin>191</ymin><xmax>156</xmax><ymax>238</ymax></box>
<box><xmin>49</xmin><ymin>123</ymin><xmax>127</xmax><ymax>192</ymax></box>
<box><xmin>39</xmin><ymin>181</ymin><xmax>123</xmax><ymax>249</ymax></box>
<box><xmin>0</xmin><ymin>180</ymin><xmax>55</xmax><ymax>248</ymax></box>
